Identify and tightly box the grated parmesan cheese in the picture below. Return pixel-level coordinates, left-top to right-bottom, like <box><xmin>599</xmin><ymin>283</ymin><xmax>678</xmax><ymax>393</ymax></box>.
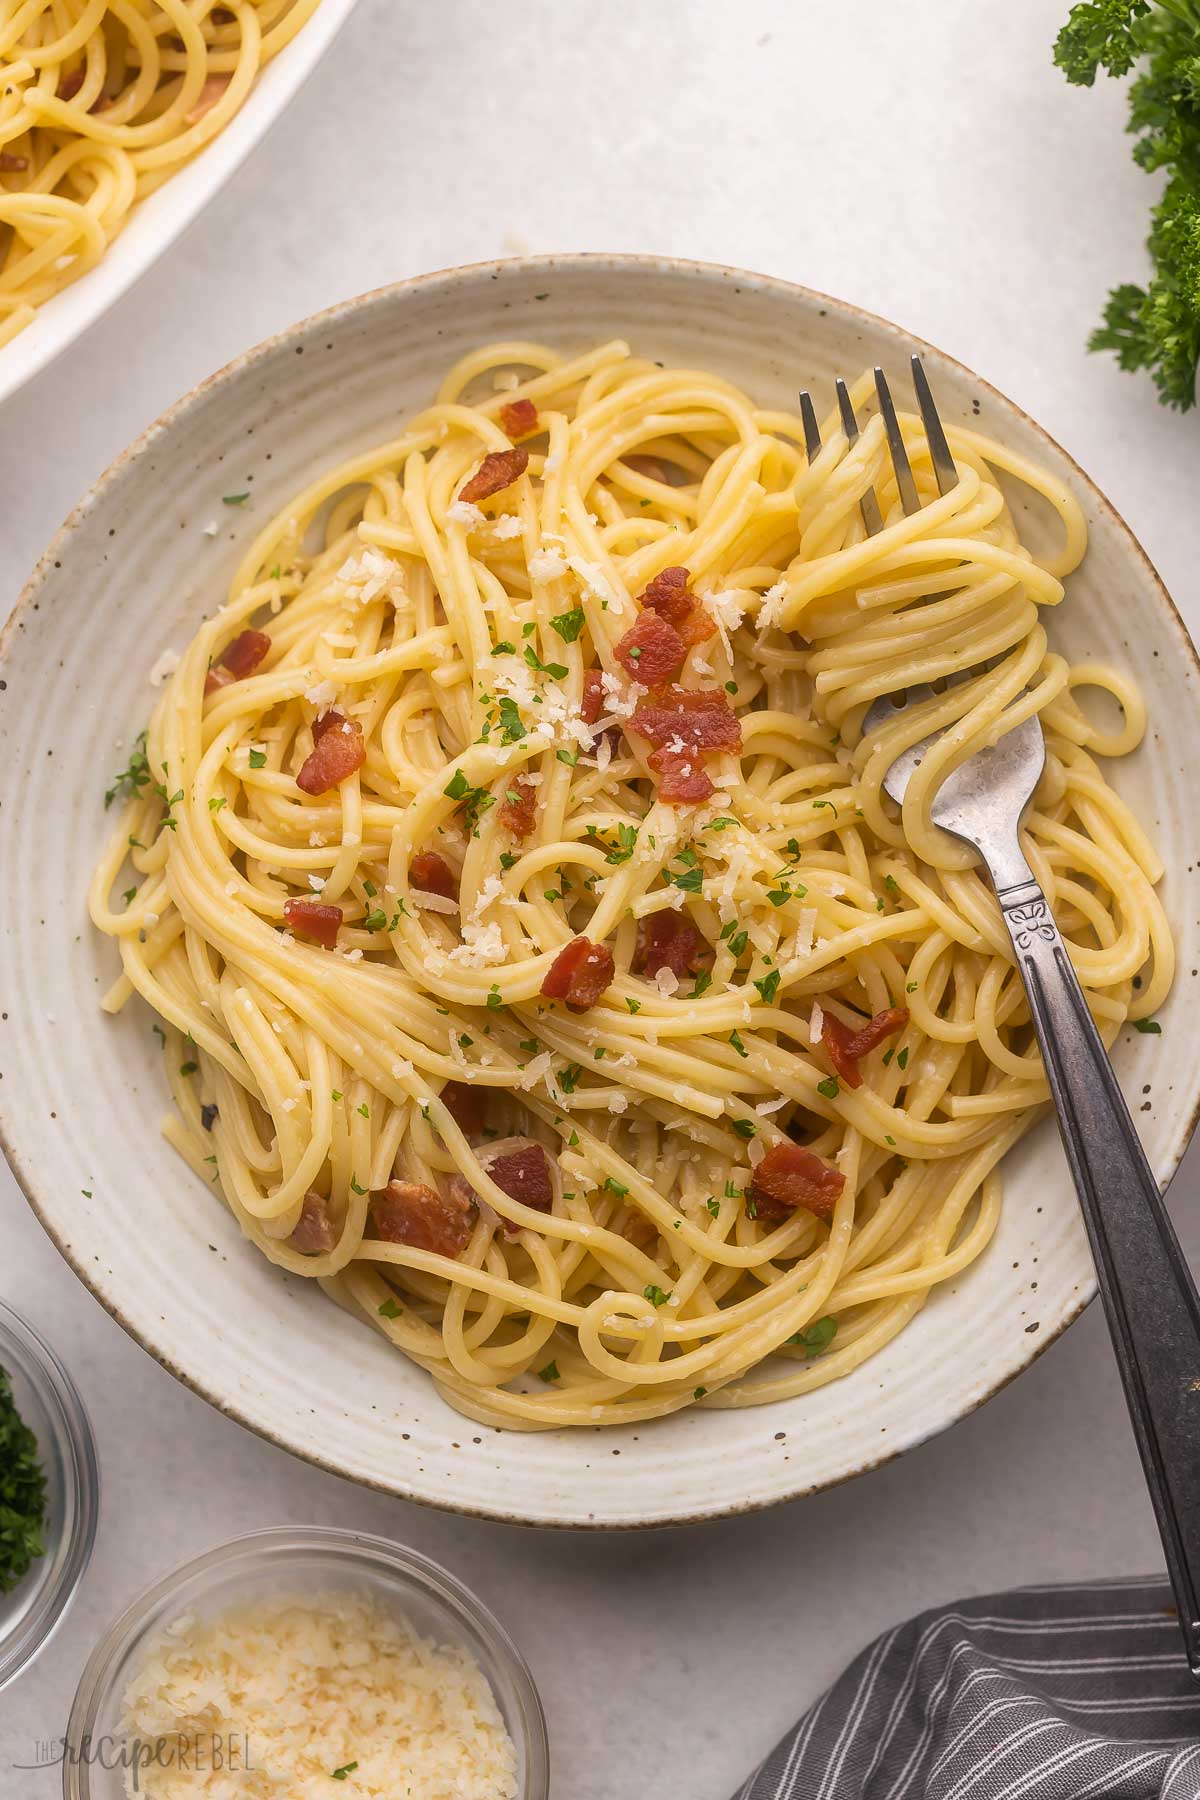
<box><xmin>148</xmin><ymin>648</ymin><xmax>181</xmax><ymax>688</ymax></box>
<box><xmin>116</xmin><ymin>1588</ymin><xmax>518</xmax><ymax>1800</ymax></box>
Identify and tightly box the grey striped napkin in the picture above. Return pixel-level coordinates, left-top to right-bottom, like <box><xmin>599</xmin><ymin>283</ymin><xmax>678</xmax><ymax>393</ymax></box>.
<box><xmin>733</xmin><ymin>1578</ymin><xmax>1200</xmax><ymax>1799</ymax></box>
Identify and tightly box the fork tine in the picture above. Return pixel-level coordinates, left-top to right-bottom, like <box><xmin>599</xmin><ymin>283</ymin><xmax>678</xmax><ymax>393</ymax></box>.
<box><xmin>911</xmin><ymin>356</ymin><xmax>958</xmax><ymax>496</ymax></box>
<box><xmin>874</xmin><ymin>367</ymin><xmax>920</xmax><ymax>516</ymax></box>
<box><xmin>798</xmin><ymin>389</ymin><xmax>822</xmax><ymax>464</ymax></box>
<box><xmin>834</xmin><ymin>378</ymin><xmax>883</xmax><ymax>536</ymax></box>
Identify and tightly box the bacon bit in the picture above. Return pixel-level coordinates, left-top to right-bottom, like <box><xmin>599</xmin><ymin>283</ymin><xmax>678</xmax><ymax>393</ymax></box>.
<box><xmin>185</xmin><ymin>73</ymin><xmax>232</xmax><ymax>126</ymax></box>
<box><xmin>296</xmin><ymin>711</ymin><xmax>365</xmax><ymax>795</ymax></box>
<box><xmin>204</xmin><ymin>627</ymin><xmax>270</xmax><ymax>694</ymax></box>
<box><xmin>283</xmin><ymin>898</ymin><xmax>342</xmax><ymax>949</ymax></box>
<box><xmin>581</xmin><ymin>667</ymin><xmax>606</xmax><ymax>725</ymax></box>
<box><xmin>638</xmin><ymin>566</ymin><xmax>715</xmax><ymax>650</ymax></box>
<box><xmin>458</xmin><ymin>446</ymin><xmax>529</xmax><ymax>505</ymax></box>
<box><xmin>489</xmin><ymin>1143</ymin><xmax>554</xmax><ymax>1223</ymax></box>
<box><xmin>289</xmin><ymin>1190</ymin><xmax>336</xmax><ymax>1254</ymax></box>
<box><xmin>499</xmin><ymin>397</ymin><xmax>539</xmax><ymax>440</ymax></box>
<box><xmin>749</xmin><ymin>1143</ymin><xmax>846</xmax><ymax>1224</ymax></box>
<box><xmin>540</xmin><ymin>936</ymin><xmax>615</xmax><ymax>1011</ymax></box>
<box><xmin>633</xmin><ymin>912</ymin><xmax>711</xmax><ymax>979</ymax></box>
<box><xmin>372</xmin><ymin>1179</ymin><xmax>474</xmax><ymax>1258</ymax></box>
<box><xmin>821</xmin><ymin>1006</ymin><xmax>909</xmax><ymax>1090</ymax></box>
<box><xmin>499</xmin><ymin>773</ymin><xmax>537</xmax><ymax>838</ymax></box>
<box><xmin>0</xmin><ymin>153</ymin><xmax>28</xmax><ymax>173</ymax></box>
<box><xmin>629</xmin><ymin>686</ymin><xmax>742</xmax><ymax>755</ymax></box>
<box><xmin>411</xmin><ymin>851</ymin><xmax>458</xmax><ymax>901</ymax></box>
<box><xmin>653</xmin><ymin>757</ymin><xmax>715</xmax><ymax>805</ymax></box>
<box><xmin>441</xmin><ymin>1080</ymin><xmax>484</xmax><ymax>1138</ymax></box>
<box><xmin>614</xmin><ymin>609</ymin><xmax>685</xmax><ymax>687</ymax></box>
<box><xmin>57</xmin><ymin>67</ymin><xmax>86</xmax><ymax>101</ymax></box>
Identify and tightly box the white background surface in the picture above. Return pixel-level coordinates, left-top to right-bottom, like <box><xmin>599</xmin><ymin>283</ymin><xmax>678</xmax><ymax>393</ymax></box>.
<box><xmin>2</xmin><ymin>3</ymin><xmax>1198</xmax><ymax>1795</ymax></box>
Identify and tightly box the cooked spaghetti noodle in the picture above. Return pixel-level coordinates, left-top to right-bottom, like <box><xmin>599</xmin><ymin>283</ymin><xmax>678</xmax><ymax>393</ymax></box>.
<box><xmin>0</xmin><ymin>0</ymin><xmax>321</xmax><ymax>347</ymax></box>
<box><xmin>89</xmin><ymin>340</ymin><xmax>1172</xmax><ymax>1429</ymax></box>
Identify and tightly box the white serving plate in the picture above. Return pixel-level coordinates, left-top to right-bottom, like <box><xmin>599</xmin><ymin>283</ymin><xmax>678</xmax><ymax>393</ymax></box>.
<box><xmin>3</xmin><ymin>257</ymin><xmax>1198</xmax><ymax>1528</ymax></box>
<box><xmin>0</xmin><ymin>0</ymin><xmax>361</xmax><ymax>409</ymax></box>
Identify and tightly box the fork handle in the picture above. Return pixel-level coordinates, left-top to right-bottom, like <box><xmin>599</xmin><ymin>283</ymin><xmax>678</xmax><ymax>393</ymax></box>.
<box><xmin>996</xmin><ymin>872</ymin><xmax>1200</xmax><ymax>1675</ymax></box>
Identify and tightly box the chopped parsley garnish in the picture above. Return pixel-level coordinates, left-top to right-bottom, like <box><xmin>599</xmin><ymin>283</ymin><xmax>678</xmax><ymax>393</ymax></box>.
<box><xmin>694</xmin><ymin>1385</ymin><xmax>708</xmax><ymax>1399</ymax></box>
<box><xmin>884</xmin><ymin>875</ymin><xmax>900</xmax><ymax>896</ymax></box>
<box><xmin>788</xmin><ymin>1315</ymin><xmax>838</xmax><ymax>1356</ymax></box>
<box><xmin>549</xmin><ymin>605</ymin><xmax>585</xmax><ymax>642</ymax></box>
<box><xmin>104</xmin><ymin>729</ymin><xmax>151</xmax><ymax>809</ymax></box>
<box><xmin>331</xmin><ymin>1764</ymin><xmax>359</xmax><ymax>1782</ymax></box>
<box><xmin>222</xmin><ymin>492</ymin><xmax>250</xmax><ymax>506</ymax></box>
<box><xmin>248</xmin><ymin>749</ymin><xmax>267</xmax><ymax>769</ymax></box>
<box><xmin>754</xmin><ymin>970</ymin><xmax>780</xmax><ymax>1005</ymax></box>
<box><xmin>378</xmin><ymin>1299</ymin><xmax>402</xmax><ymax>1320</ymax></box>
<box><xmin>0</xmin><ymin>1364</ymin><xmax>46</xmax><ymax>1594</ymax></box>
<box><xmin>704</xmin><ymin>817</ymin><xmax>739</xmax><ymax>832</ymax></box>
<box><xmin>491</xmin><ymin>640</ymin><xmax>516</xmax><ymax>655</ymax></box>
<box><xmin>486</xmin><ymin>985</ymin><xmax>505</xmax><ymax>1010</ymax></box>
<box><xmin>524</xmin><ymin>646</ymin><xmax>568</xmax><ymax>679</ymax></box>
<box><xmin>906</xmin><ymin>981</ymin><xmax>918</xmax><ymax>994</ymax></box>
<box><xmin>706</xmin><ymin>1197</ymin><xmax>720</xmax><ymax>1217</ymax></box>
<box><xmin>363</xmin><ymin>908</ymin><xmax>387</xmax><ymax>932</ymax></box>
<box><xmin>643</xmin><ymin>1284</ymin><xmax>670</xmax><ymax>1307</ymax></box>
<box><xmin>558</xmin><ymin>1064</ymin><xmax>582</xmax><ymax>1093</ymax></box>
<box><xmin>208</xmin><ymin>796</ymin><xmax>226</xmax><ymax>813</ymax></box>
<box><xmin>556</xmin><ymin>747</ymin><xmax>579</xmax><ymax>767</ymax></box>
<box><xmin>122</xmin><ymin>886</ymin><xmax>136</xmax><ymax>906</ymax></box>
<box><xmin>817</xmin><ymin>1075</ymin><xmax>840</xmax><ymax>1100</ymax></box>
<box><xmin>896</xmin><ymin>1047</ymin><xmax>910</xmax><ymax>1069</ymax></box>
<box><xmin>179</xmin><ymin>1061</ymin><xmax>198</xmax><ymax>1077</ymax></box>
<box><xmin>443</xmin><ymin>768</ymin><xmax>496</xmax><ymax>833</ymax></box>
<box><xmin>605</xmin><ymin>822</ymin><xmax>638</xmax><ymax>864</ymax></box>
<box><xmin>1134</xmin><ymin>1018</ymin><xmax>1162</xmax><ymax>1033</ymax></box>
<box><xmin>730</xmin><ymin>1118</ymin><xmax>756</xmax><ymax>1139</ymax></box>
<box><xmin>689</xmin><ymin>970</ymin><xmax>712</xmax><ymax>998</ymax></box>
<box><xmin>499</xmin><ymin>851</ymin><xmax>518</xmax><ymax>870</ymax></box>
<box><xmin>496</xmin><ymin>697</ymin><xmax>527</xmax><ymax>743</ymax></box>
<box><xmin>813</xmin><ymin>798</ymin><xmax>838</xmax><ymax>817</ymax></box>
<box><xmin>729</xmin><ymin>1030</ymin><xmax>748</xmax><ymax>1057</ymax></box>
<box><xmin>538</xmin><ymin>1361</ymin><xmax>560</xmax><ymax>1383</ymax></box>
<box><xmin>625</xmin><ymin>995</ymin><xmax>641</xmax><ymax>1015</ymax></box>
<box><xmin>603</xmin><ymin>1176</ymin><xmax>629</xmax><ymax>1196</ymax></box>
<box><xmin>350</xmin><ymin>1175</ymin><xmax>367</xmax><ymax>1195</ymax></box>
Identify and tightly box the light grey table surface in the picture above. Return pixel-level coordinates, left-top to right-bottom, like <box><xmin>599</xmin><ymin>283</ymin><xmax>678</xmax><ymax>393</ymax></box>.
<box><xmin>1</xmin><ymin>2</ymin><xmax>1197</xmax><ymax>1795</ymax></box>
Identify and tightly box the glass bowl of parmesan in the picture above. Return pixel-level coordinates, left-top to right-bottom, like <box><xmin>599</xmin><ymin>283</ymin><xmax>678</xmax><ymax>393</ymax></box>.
<box><xmin>0</xmin><ymin>1297</ymin><xmax>99</xmax><ymax>1692</ymax></box>
<box><xmin>63</xmin><ymin>1525</ymin><xmax>549</xmax><ymax>1800</ymax></box>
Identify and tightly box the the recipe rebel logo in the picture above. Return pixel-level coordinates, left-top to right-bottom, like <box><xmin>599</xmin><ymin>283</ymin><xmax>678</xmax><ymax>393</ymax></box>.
<box><xmin>15</xmin><ymin>1732</ymin><xmax>258</xmax><ymax>1788</ymax></box>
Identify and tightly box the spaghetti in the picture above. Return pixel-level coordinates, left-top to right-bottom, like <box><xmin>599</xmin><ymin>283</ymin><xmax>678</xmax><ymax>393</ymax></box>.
<box><xmin>0</xmin><ymin>0</ymin><xmax>321</xmax><ymax>347</ymax></box>
<box><xmin>89</xmin><ymin>340</ymin><xmax>1173</xmax><ymax>1429</ymax></box>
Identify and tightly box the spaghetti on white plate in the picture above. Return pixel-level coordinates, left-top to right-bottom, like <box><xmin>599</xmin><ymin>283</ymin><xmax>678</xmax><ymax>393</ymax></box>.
<box><xmin>0</xmin><ymin>0</ymin><xmax>321</xmax><ymax>348</ymax></box>
<box><xmin>89</xmin><ymin>339</ymin><xmax>1173</xmax><ymax>1430</ymax></box>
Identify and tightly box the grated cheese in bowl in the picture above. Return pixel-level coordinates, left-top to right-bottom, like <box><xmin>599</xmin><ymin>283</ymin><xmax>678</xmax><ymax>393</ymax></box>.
<box><xmin>63</xmin><ymin>1530</ymin><xmax>545</xmax><ymax>1800</ymax></box>
<box><xmin>117</xmin><ymin>1588</ymin><xmax>519</xmax><ymax>1799</ymax></box>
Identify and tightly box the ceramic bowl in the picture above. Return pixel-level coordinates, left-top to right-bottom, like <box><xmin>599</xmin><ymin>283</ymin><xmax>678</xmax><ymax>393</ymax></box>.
<box><xmin>0</xmin><ymin>0</ymin><xmax>362</xmax><ymax>409</ymax></box>
<box><xmin>3</xmin><ymin>256</ymin><xmax>1197</xmax><ymax>1526</ymax></box>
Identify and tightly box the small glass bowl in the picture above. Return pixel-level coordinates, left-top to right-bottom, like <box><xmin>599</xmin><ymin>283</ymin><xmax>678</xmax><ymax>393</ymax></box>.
<box><xmin>0</xmin><ymin>1297</ymin><xmax>100</xmax><ymax>1691</ymax></box>
<box><xmin>65</xmin><ymin>1526</ymin><xmax>550</xmax><ymax>1799</ymax></box>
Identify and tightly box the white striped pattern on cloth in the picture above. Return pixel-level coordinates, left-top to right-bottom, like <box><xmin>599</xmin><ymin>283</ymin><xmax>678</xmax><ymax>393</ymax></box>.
<box><xmin>732</xmin><ymin>1580</ymin><xmax>1200</xmax><ymax>1800</ymax></box>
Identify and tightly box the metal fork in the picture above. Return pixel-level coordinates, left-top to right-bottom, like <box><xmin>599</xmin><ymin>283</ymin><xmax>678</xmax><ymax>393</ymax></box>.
<box><xmin>803</xmin><ymin>359</ymin><xmax>1200</xmax><ymax>1678</ymax></box>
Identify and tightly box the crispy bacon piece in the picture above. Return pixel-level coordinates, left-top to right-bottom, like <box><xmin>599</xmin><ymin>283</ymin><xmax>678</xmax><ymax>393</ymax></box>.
<box><xmin>821</xmin><ymin>1006</ymin><xmax>909</xmax><ymax>1090</ymax></box>
<box><xmin>614</xmin><ymin>610</ymin><xmax>685</xmax><ymax>687</ymax></box>
<box><xmin>749</xmin><ymin>1143</ymin><xmax>846</xmax><ymax>1224</ymax></box>
<box><xmin>372</xmin><ymin>1179</ymin><xmax>474</xmax><ymax>1258</ymax></box>
<box><xmin>628</xmin><ymin>685</ymin><xmax>741</xmax><ymax>806</ymax></box>
<box><xmin>499</xmin><ymin>773</ymin><xmax>537</xmax><ymax>838</ymax></box>
<box><xmin>204</xmin><ymin>627</ymin><xmax>271</xmax><ymax>695</ymax></box>
<box><xmin>458</xmin><ymin>446</ymin><xmax>529</xmax><ymax>505</ymax></box>
<box><xmin>638</xmin><ymin>565</ymin><xmax>715</xmax><ymax>650</ymax></box>
<box><xmin>296</xmin><ymin>711</ymin><xmax>365</xmax><ymax>795</ymax></box>
<box><xmin>581</xmin><ymin>667</ymin><xmax>606</xmax><ymax>726</ymax></box>
<box><xmin>489</xmin><ymin>1143</ymin><xmax>554</xmax><ymax>1220</ymax></box>
<box><xmin>411</xmin><ymin>851</ymin><xmax>458</xmax><ymax>901</ymax></box>
<box><xmin>653</xmin><ymin>757</ymin><xmax>715</xmax><ymax>805</ymax></box>
<box><xmin>540</xmin><ymin>936</ymin><xmax>615</xmax><ymax>1011</ymax></box>
<box><xmin>633</xmin><ymin>912</ymin><xmax>711</xmax><ymax>979</ymax></box>
<box><xmin>629</xmin><ymin>686</ymin><xmax>742</xmax><ymax>756</ymax></box>
<box><xmin>441</xmin><ymin>1080</ymin><xmax>484</xmax><ymax>1138</ymax></box>
<box><xmin>0</xmin><ymin>152</ymin><xmax>28</xmax><ymax>173</ymax></box>
<box><xmin>499</xmin><ymin>397</ymin><xmax>539</xmax><ymax>440</ymax></box>
<box><xmin>185</xmin><ymin>73</ymin><xmax>232</xmax><ymax>125</ymax></box>
<box><xmin>283</xmin><ymin>897</ymin><xmax>342</xmax><ymax>949</ymax></box>
<box><xmin>289</xmin><ymin>1190</ymin><xmax>336</xmax><ymax>1254</ymax></box>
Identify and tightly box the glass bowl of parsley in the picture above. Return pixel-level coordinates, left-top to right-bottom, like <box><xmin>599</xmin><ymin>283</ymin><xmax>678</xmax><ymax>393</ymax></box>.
<box><xmin>0</xmin><ymin>1298</ymin><xmax>99</xmax><ymax>1689</ymax></box>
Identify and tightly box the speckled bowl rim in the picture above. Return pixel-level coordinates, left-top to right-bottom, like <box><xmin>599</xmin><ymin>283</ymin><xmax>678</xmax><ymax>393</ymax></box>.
<box><xmin>6</xmin><ymin>253</ymin><xmax>1199</xmax><ymax>1529</ymax></box>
